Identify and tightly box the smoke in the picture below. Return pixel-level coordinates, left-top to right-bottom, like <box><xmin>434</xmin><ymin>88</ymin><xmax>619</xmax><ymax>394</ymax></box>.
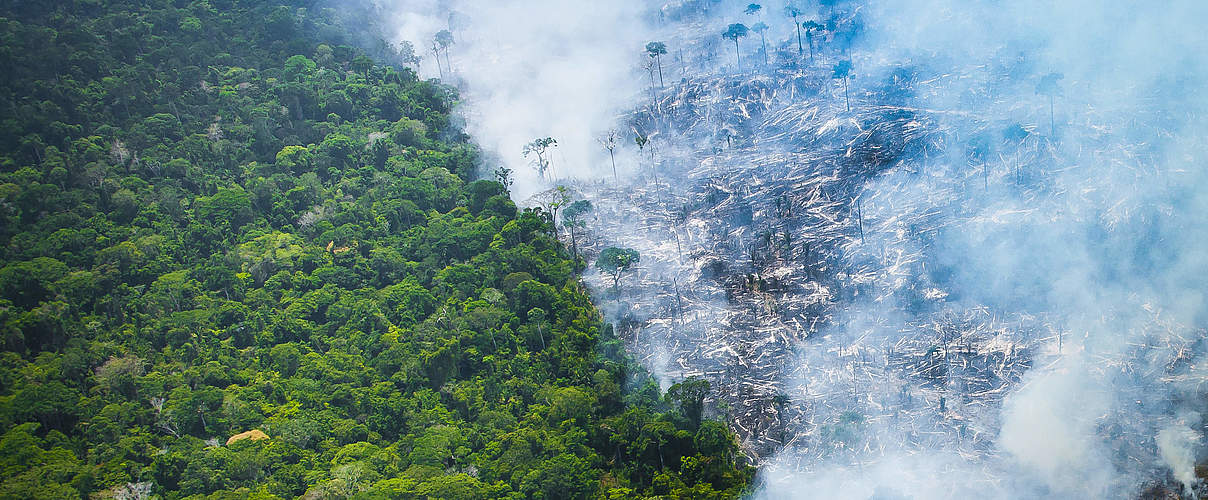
<box><xmin>370</xmin><ymin>0</ymin><xmax>652</xmax><ymax>198</ymax></box>
<box><xmin>997</xmin><ymin>356</ymin><xmax>1115</xmax><ymax>496</ymax></box>
<box><xmin>1158</xmin><ymin>417</ymin><xmax>1203</xmax><ymax>494</ymax></box>
<box><xmin>757</xmin><ymin>0</ymin><xmax>1208</xmax><ymax>497</ymax></box>
<box><xmin>358</xmin><ymin>0</ymin><xmax>1208</xmax><ymax>497</ymax></box>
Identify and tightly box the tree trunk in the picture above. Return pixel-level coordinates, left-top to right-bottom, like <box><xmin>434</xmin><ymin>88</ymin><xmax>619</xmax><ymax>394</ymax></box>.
<box><xmin>733</xmin><ymin>39</ymin><xmax>741</xmax><ymax>68</ymax></box>
<box><xmin>855</xmin><ymin>196</ymin><xmax>863</xmax><ymax>242</ymax></box>
<box><xmin>433</xmin><ymin>44</ymin><xmax>444</xmax><ymax>80</ymax></box>
<box><xmin>795</xmin><ymin>18</ymin><xmax>803</xmax><ymax>55</ymax></box>
<box><xmin>656</xmin><ymin>55</ymin><xmax>664</xmax><ymax>87</ymax></box>
<box><xmin>609</xmin><ymin>150</ymin><xmax>618</xmax><ymax>185</ymax></box>
<box><xmin>760</xmin><ymin>33</ymin><xmax>768</xmax><ymax>66</ymax></box>
<box><xmin>843</xmin><ymin>76</ymin><xmax>850</xmax><ymax>112</ymax></box>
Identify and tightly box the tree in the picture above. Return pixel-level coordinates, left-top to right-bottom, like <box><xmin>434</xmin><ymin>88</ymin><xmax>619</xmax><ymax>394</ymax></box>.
<box><xmin>751</xmin><ymin>22</ymin><xmax>769</xmax><ymax>66</ymax></box>
<box><xmin>802</xmin><ymin>20</ymin><xmax>823</xmax><ymax>63</ymax></box>
<box><xmin>1036</xmin><ymin>72</ymin><xmax>1064</xmax><ymax>137</ymax></box>
<box><xmin>833</xmin><ymin>60</ymin><xmax>853</xmax><ymax>112</ymax></box>
<box><xmin>0</xmin><ymin>3</ymin><xmax>757</xmax><ymax>497</ymax></box>
<box><xmin>596</xmin><ymin>247</ymin><xmax>639</xmax><ymax>292</ymax></box>
<box><xmin>785</xmin><ymin>5</ymin><xmax>804</xmax><ymax>55</ymax></box>
<box><xmin>598</xmin><ymin>130</ymin><xmax>619</xmax><ymax>184</ymax></box>
<box><xmin>744</xmin><ymin>3</ymin><xmax>763</xmax><ymax>17</ymax></box>
<box><xmin>531</xmin><ymin>185</ymin><xmax>571</xmax><ymax>228</ymax></box>
<box><xmin>645</xmin><ymin>42</ymin><xmax>667</xmax><ymax>88</ymax></box>
<box><xmin>633</xmin><ymin>131</ymin><xmax>659</xmax><ymax>195</ymax></box>
<box><xmin>722</xmin><ymin>24</ymin><xmax>749</xmax><ymax>68</ymax></box>
<box><xmin>494</xmin><ymin>165</ymin><xmax>513</xmax><ymax>190</ymax></box>
<box><xmin>562</xmin><ymin>200</ymin><xmax>592</xmax><ymax>259</ymax></box>
<box><xmin>431</xmin><ymin>39</ymin><xmax>444</xmax><ymax>80</ymax></box>
<box><xmin>435</xmin><ymin>30</ymin><xmax>454</xmax><ymax>77</ymax></box>
<box><xmin>666</xmin><ymin>377</ymin><xmax>710</xmax><ymax>429</ymax></box>
<box><xmin>522</xmin><ymin>137</ymin><xmax>558</xmax><ymax>181</ymax></box>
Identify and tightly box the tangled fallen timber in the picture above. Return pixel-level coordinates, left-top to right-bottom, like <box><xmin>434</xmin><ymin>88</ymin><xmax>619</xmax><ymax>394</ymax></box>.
<box><xmin>555</xmin><ymin>10</ymin><xmax>1208</xmax><ymax>497</ymax></box>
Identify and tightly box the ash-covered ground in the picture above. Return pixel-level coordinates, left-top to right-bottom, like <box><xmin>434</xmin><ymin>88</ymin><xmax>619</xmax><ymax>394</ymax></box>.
<box><xmin>553</xmin><ymin>2</ymin><xmax>1208</xmax><ymax>498</ymax></box>
<box><xmin>375</xmin><ymin>0</ymin><xmax>1208</xmax><ymax>496</ymax></box>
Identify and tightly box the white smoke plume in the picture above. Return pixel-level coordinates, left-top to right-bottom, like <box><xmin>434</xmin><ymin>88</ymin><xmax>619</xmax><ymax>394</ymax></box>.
<box><xmin>1158</xmin><ymin>417</ymin><xmax>1202</xmax><ymax>495</ymax></box>
<box><xmin>353</xmin><ymin>0</ymin><xmax>1208</xmax><ymax>498</ymax></box>
<box><xmin>371</xmin><ymin>0</ymin><xmax>652</xmax><ymax>199</ymax></box>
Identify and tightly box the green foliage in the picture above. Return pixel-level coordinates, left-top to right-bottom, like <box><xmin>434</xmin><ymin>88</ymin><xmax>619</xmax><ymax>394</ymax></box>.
<box><xmin>596</xmin><ymin>247</ymin><xmax>640</xmax><ymax>291</ymax></box>
<box><xmin>0</xmin><ymin>1</ymin><xmax>752</xmax><ymax>498</ymax></box>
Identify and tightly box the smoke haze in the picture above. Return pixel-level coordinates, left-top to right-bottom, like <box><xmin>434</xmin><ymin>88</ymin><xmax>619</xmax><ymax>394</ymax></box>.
<box><xmin>366</xmin><ymin>0</ymin><xmax>1208</xmax><ymax>497</ymax></box>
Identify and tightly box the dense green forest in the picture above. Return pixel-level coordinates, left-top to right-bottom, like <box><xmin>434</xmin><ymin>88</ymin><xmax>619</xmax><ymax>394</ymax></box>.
<box><xmin>0</xmin><ymin>1</ymin><xmax>752</xmax><ymax>498</ymax></box>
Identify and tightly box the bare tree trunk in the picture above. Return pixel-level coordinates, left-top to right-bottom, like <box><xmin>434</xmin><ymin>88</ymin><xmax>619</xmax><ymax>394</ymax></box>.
<box><xmin>855</xmin><ymin>196</ymin><xmax>863</xmax><ymax>242</ymax></box>
<box><xmin>759</xmin><ymin>33</ymin><xmax>768</xmax><ymax>66</ymax></box>
<box><xmin>794</xmin><ymin>17</ymin><xmax>802</xmax><ymax>55</ymax></box>
<box><xmin>656</xmin><ymin>55</ymin><xmax>664</xmax><ymax>87</ymax></box>
<box><xmin>432</xmin><ymin>43</ymin><xmax>444</xmax><ymax>80</ymax></box>
<box><xmin>843</xmin><ymin>76</ymin><xmax>850</xmax><ymax>112</ymax></box>
<box><xmin>609</xmin><ymin>150</ymin><xmax>618</xmax><ymax>185</ymax></box>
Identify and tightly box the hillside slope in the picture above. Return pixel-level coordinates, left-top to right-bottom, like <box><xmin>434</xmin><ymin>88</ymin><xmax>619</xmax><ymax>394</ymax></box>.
<box><xmin>0</xmin><ymin>2</ymin><xmax>752</xmax><ymax>498</ymax></box>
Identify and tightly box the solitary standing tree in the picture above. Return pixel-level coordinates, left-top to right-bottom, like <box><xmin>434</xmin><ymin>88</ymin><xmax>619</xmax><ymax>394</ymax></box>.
<box><xmin>522</xmin><ymin>137</ymin><xmax>557</xmax><ymax>181</ymax></box>
<box><xmin>430</xmin><ymin>40</ymin><xmax>444</xmax><ymax>80</ymax></box>
<box><xmin>646</xmin><ymin>41</ymin><xmax>667</xmax><ymax>88</ymax></box>
<box><xmin>598</xmin><ymin>129</ymin><xmax>619</xmax><ymax>184</ymax></box>
<box><xmin>802</xmin><ymin>20</ymin><xmax>823</xmax><ymax>63</ymax></box>
<box><xmin>785</xmin><ymin>5</ymin><xmax>804</xmax><ymax>55</ymax></box>
<box><xmin>633</xmin><ymin>132</ymin><xmax>658</xmax><ymax>195</ymax></box>
<box><xmin>833</xmin><ymin>60</ymin><xmax>852</xmax><ymax>111</ymax></box>
<box><xmin>722</xmin><ymin>23</ymin><xmax>749</xmax><ymax>68</ymax></box>
<box><xmin>752</xmin><ymin>22</ymin><xmax>769</xmax><ymax>66</ymax></box>
<box><xmin>1036</xmin><ymin>72</ymin><xmax>1064</xmax><ymax>137</ymax></box>
<box><xmin>596</xmin><ymin>246</ymin><xmax>640</xmax><ymax>293</ymax></box>
<box><xmin>435</xmin><ymin>30</ymin><xmax>454</xmax><ymax>76</ymax></box>
<box><xmin>532</xmin><ymin>185</ymin><xmax>570</xmax><ymax>228</ymax></box>
<box><xmin>634</xmin><ymin>132</ymin><xmax>649</xmax><ymax>162</ymax></box>
<box><xmin>745</xmin><ymin>3</ymin><xmax>763</xmax><ymax>18</ymax></box>
<box><xmin>562</xmin><ymin>199</ymin><xmax>593</xmax><ymax>259</ymax></box>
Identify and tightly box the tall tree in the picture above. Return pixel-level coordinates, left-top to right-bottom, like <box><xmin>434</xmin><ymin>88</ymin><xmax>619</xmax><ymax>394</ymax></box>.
<box><xmin>645</xmin><ymin>42</ymin><xmax>667</xmax><ymax>88</ymax></box>
<box><xmin>752</xmin><ymin>22</ymin><xmax>770</xmax><ymax>66</ymax></box>
<box><xmin>435</xmin><ymin>29</ymin><xmax>454</xmax><ymax>77</ymax></box>
<box><xmin>1036</xmin><ymin>72</ymin><xmax>1064</xmax><ymax>137</ymax></box>
<box><xmin>833</xmin><ymin>59</ymin><xmax>853</xmax><ymax>112</ymax></box>
<box><xmin>802</xmin><ymin>20</ymin><xmax>823</xmax><ymax>63</ymax></box>
<box><xmin>598</xmin><ymin>129</ymin><xmax>619</xmax><ymax>184</ymax></box>
<box><xmin>784</xmin><ymin>5</ymin><xmax>804</xmax><ymax>55</ymax></box>
<box><xmin>634</xmin><ymin>132</ymin><xmax>649</xmax><ymax>162</ymax></box>
<box><xmin>722</xmin><ymin>23</ymin><xmax>750</xmax><ymax>68</ymax></box>
<box><xmin>532</xmin><ymin>185</ymin><xmax>571</xmax><ymax>228</ymax></box>
<box><xmin>562</xmin><ymin>199</ymin><xmax>593</xmax><ymax>259</ymax></box>
<box><xmin>522</xmin><ymin>137</ymin><xmax>558</xmax><ymax>181</ymax></box>
<box><xmin>430</xmin><ymin>40</ymin><xmax>444</xmax><ymax>80</ymax></box>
